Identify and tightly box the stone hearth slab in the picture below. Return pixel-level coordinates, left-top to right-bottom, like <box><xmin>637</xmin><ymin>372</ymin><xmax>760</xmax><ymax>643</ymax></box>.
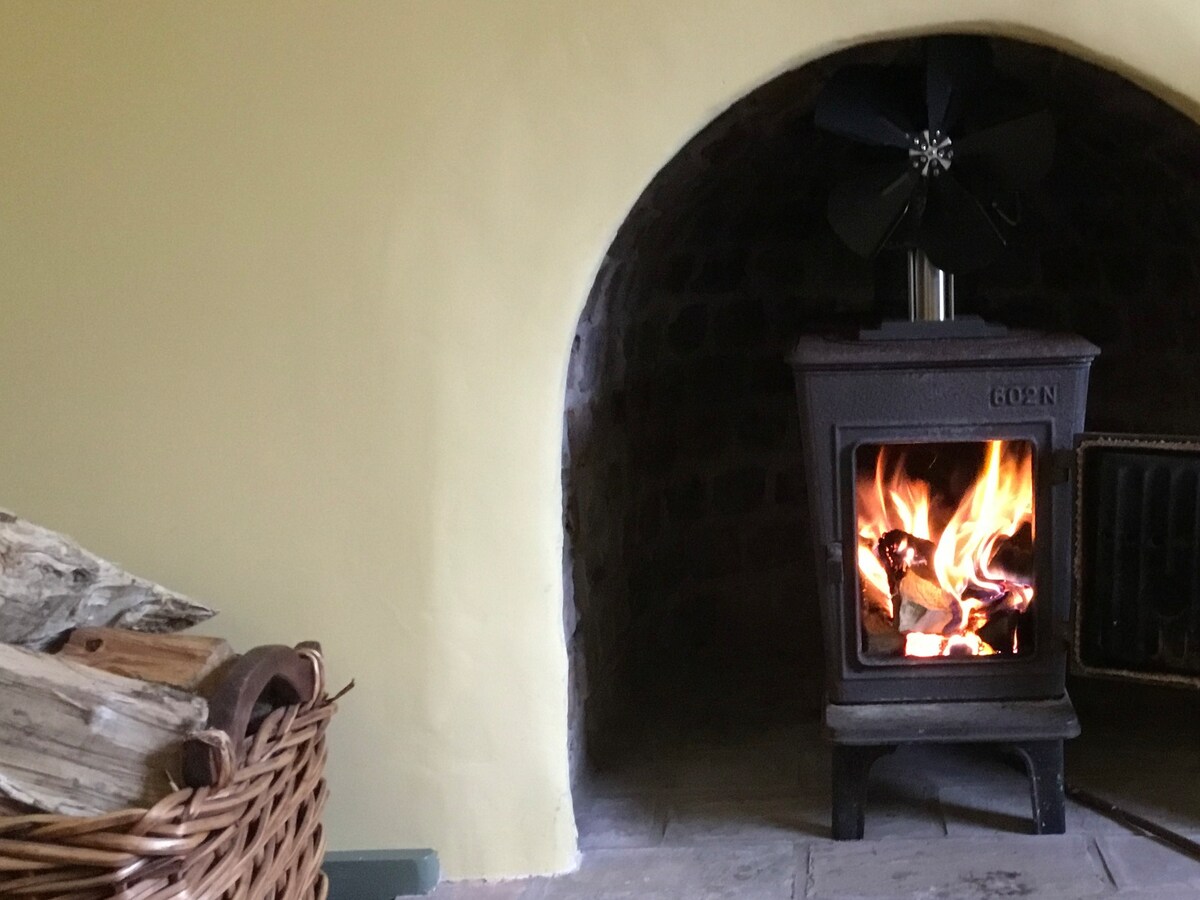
<box><xmin>539</xmin><ymin>844</ymin><xmax>797</xmax><ymax>900</ymax></box>
<box><xmin>806</xmin><ymin>835</ymin><xmax>1112</xmax><ymax>900</ymax></box>
<box><xmin>576</xmin><ymin>796</ymin><xmax>665</xmax><ymax>850</ymax></box>
<box><xmin>1094</xmin><ymin>834</ymin><xmax>1200</xmax><ymax>893</ymax></box>
<box><xmin>664</xmin><ymin>798</ymin><xmax>827</xmax><ymax>844</ymax></box>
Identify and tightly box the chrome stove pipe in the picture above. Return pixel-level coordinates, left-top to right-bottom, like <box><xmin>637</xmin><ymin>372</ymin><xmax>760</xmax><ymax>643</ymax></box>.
<box><xmin>908</xmin><ymin>249</ymin><xmax>955</xmax><ymax>322</ymax></box>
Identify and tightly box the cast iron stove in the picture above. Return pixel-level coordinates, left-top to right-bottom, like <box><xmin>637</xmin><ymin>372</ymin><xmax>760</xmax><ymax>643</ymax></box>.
<box><xmin>789</xmin><ymin>260</ymin><xmax>1098</xmax><ymax>839</ymax></box>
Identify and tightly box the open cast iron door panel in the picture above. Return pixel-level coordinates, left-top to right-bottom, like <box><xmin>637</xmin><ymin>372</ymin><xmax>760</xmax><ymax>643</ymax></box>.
<box><xmin>1073</xmin><ymin>433</ymin><xmax>1200</xmax><ymax>688</ymax></box>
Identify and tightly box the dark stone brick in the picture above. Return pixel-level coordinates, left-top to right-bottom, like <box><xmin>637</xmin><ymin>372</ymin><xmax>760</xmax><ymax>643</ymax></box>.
<box><xmin>692</xmin><ymin>249</ymin><xmax>748</xmax><ymax>293</ymax></box>
<box><xmin>664</xmin><ymin>476</ymin><xmax>707</xmax><ymax>522</ymax></box>
<box><xmin>761</xmin><ymin>291</ymin><xmax>818</xmax><ymax>331</ymax></box>
<box><xmin>774</xmin><ymin>469</ymin><xmax>805</xmax><ymax>506</ymax></box>
<box><xmin>666</xmin><ymin>303</ymin><xmax>707</xmax><ymax>354</ymax></box>
<box><xmin>745</xmin><ymin>358</ymin><xmax>793</xmax><ymax>395</ymax></box>
<box><xmin>1102</xmin><ymin>246</ymin><xmax>1151</xmax><ymax>297</ymax></box>
<box><xmin>1156</xmin><ymin>250</ymin><xmax>1198</xmax><ymax>297</ymax></box>
<box><xmin>673</xmin><ymin>523</ymin><xmax>743</xmax><ymax>579</ymax></box>
<box><xmin>638</xmin><ymin>424</ymin><xmax>678</xmax><ymax>476</ymax></box>
<box><xmin>712</xmin><ymin>297</ymin><xmax>766</xmax><ymax>349</ymax></box>
<box><xmin>681</xmin><ymin>355</ymin><xmax>747</xmax><ymax>402</ymax></box>
<box><xmin>750</xmin><ymin>240</ymin><xmax>807</xmax><ymax>287</ymax></box>
<box><xmin>735</xmin><ymin>404</ymin><xmax>789</xmax><ymax>450</ymax></box>
<box><xmin>674</xmin><ymin>408</ymin><xmax>731</xmax><ymax>457</ymax></box>
<box><xmin>631</xmin><ymin>317</ymin><xmax>663</xmax><ymax>362</ymax></box>
<box><xmin>1040</xmin><ymin>244</ymin><xmax>1099</xmax><ymax>292</ymax></box>
<box><xmin>712</xmin><ymin>466</ymin><xmax>766</xmax><ymax>515</ymax></box>
<box><xmin>633</xmin><ymin>493</ymin><xmax>663</xmax><ymax>544</ymax></box>
<box><xmin>663</xmin><ymin>253</ymin><xmax>696</xmax><ymax>292</ymax></box>
<box><xmin>745</xmin><ymin>517</ymin><xmax>807</xmax><ymax>571</ymax></box>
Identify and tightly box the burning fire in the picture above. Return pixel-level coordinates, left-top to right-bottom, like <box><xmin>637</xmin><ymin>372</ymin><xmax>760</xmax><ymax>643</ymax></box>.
<box><xmin>857</xmin><ymin>440</ymin><xmax>1035</xmax><ymax>658</ymax></box>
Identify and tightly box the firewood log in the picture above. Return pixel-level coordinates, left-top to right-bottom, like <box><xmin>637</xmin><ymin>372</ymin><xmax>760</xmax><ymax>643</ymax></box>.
<box><xmin>895</xmin><ymin>569</ymin><xmax>954</xmax><ymax>634</ymax></box>
<box><xmin>863</xmin><ymin>606</ymin><xmax>904</xmax><ymax>656</ymax></box>
<box><xmin>59</xmin><ymin>627</ymin><xmax>236</xmax><ymax>693</ymax></box>
<box><xmin>0</xmin><ymin>510</ymin><xmax>215</xmax><ymax>649</ymax></box>
<box><xmin>0</xmin><ymin>643</ymin><xmax>208</xmax><ymax>816</ymax></box>
<box><xmin>877</xmin><ymin>529</ymin><xmax>937</xmax><ymax>592</ymax></box>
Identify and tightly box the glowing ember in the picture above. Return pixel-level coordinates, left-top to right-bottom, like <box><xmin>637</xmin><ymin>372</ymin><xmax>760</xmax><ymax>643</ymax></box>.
<box><xmin>857</xmin><ymin>440</ymin><xmax>1035</xmax><ymax>658</ymax></box>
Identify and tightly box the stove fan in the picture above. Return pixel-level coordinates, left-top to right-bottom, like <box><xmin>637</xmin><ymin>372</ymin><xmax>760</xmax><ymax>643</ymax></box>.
<box><xmin>814</xmin><ymin>36</ymin><xmax>1054</xmax><ymax>275</ymax></box>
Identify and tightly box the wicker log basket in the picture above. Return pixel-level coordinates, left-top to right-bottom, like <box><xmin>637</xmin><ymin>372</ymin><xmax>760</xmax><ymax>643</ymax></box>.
<box><xmin>0</xmin><ymin>641</ymin><xmax>348</xmax><ymax>899</ymax></box>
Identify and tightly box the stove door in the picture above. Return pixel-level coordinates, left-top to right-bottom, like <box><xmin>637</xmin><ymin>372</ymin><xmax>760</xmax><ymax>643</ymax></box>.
<box><xmin>1072</xmin><ymin>433</ymin><xmax>1200</xmax><ymax>688</ymax></box>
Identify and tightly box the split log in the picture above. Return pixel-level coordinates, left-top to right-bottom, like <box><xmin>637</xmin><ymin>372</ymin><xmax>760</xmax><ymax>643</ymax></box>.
<box><xmin>896</xmin><ymin>569</ymin><xmax>954</xmax><ymax>634</ymax></box>
<box><xmin>0</xmin><ymin>796</ymin><xmax>35</xmax><ymax>816</ymax></box>
<box><xmin>877</xmin><ymin>529</ymin><xmax>937</xmax><ymax>593</ymax></box>
<box><xmin>59</xmin><ymin>627</ymin><xmax>236</xmax><ymax>693</ymax></box>
<box><xmin>863</xmin><ymin>606</ymin><xmax>903</xmax><ymax>656</ymax></box>
<box><xmin>0</xmin><ymin>509</ymin><xmax>215</xmax><ymax>649</ymax></box>
<box><xmin>0</xmin><ymin>643</ymin><xmax>208</xmax><ymax>816</ymax></box>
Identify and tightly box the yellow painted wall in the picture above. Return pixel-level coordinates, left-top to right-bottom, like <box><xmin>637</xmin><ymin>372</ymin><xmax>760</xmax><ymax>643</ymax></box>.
<box><xmin>1</xmin><ymin>0</ymin><xmax>1198</xmax><ymax>880</ymax></box>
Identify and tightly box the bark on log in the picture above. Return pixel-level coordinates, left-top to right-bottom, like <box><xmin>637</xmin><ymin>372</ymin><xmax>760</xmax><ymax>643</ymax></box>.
<box><xmin>0</xmin><ymin>510</ymin><xmax>215</xmax><ymax>649</ymax></box>
<box><xmin>59</xmin><ymin>627</ymin><xmax>236</xmax><ymax>693</ymax></box>
<box><xmin>0</xmin><ymin>643</ymin><xmax>208</xmax><ymax>816</ymax></box>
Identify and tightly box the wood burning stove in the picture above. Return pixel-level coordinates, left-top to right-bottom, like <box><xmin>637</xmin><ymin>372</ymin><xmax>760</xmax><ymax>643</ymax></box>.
<box><xmin>789</xmin><ymin>266</ymin><xmax>1103</xmax><ymax>838</ymax></box>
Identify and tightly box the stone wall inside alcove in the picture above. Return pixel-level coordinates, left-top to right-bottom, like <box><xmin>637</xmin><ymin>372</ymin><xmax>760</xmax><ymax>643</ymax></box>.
<box><xmin>563</xmin><ymin>33</ymin><xmax>1200</xmax><ymax>780</ymax></box>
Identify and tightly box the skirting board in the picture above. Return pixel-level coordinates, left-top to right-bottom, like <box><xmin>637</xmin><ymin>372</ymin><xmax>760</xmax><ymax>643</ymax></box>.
<box><xmin>324</xmin><ymin>849</ymin><xmax>439</xmax><ymax>898</ymax></box>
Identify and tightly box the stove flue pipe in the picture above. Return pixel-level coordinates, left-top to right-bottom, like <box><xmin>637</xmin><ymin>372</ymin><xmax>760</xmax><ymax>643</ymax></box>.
<box><xmin>908</xmin><ymin>249</ymin><xmax>954</xmax><ymax>322</ymax></box>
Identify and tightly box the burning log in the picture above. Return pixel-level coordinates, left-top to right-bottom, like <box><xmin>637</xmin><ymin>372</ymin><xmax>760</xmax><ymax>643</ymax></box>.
<box><xmin>863</xmin><ymin>606</ymin><xmax>903</xmax><ymax>655</ymax></box>
<box><xmin>877</xmin><ymin>529</ymin><xmax>936</xmax><ymax>592</ymax></box>
<box><xmin>977</xmin><ymin>608</ymin><xmax>1022</xmax><ymax>655</ymax></box>
<box><xmin>895</xmin><ymin>569</ymin><xmax>955</xmax><ymax>634</ymax></box>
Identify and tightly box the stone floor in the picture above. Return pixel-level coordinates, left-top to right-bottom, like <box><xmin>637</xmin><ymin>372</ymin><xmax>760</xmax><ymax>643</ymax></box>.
<box><xmin>428</xmin><ymin>677</ymin><xmax>1200</xmax><ymax>899</ymax></box>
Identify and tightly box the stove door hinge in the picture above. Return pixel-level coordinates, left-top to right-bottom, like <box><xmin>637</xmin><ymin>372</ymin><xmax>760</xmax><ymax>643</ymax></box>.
<box><xmin>825</xmin><ymin>542</ymin><xmax>844</xmax><ymax>586</ymax></box>
<box><xmin>1050</xmin><ymin>448</ymin><xmax>1075</xmax><ymax>486</ymax></box>
<box><xmin>1054</xmin><ymin>618</ymin><xmax>1074</xmax><ymax>652</ymax></box>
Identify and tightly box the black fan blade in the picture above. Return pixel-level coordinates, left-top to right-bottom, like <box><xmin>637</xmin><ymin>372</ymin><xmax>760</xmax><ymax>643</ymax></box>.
<box><xmin>815</xmin><ymin>66</ymin><xmax>916</xmax><ymax>149</ymax></box>
<box><xmin>827</xmin><ymin>163</ymin><xmax>921</xmax><ymax>258</ymax></box>
<box><xmin>925</xmin><ymin>36</ymin><xmax>992</xmax><ymax>134</ymax></box>
<box><xmin>918</xmin><ymin>172</ymin><xmax>1006</xmax><ymax>273</ymax></box>
<box><xmin>954</xmin><ymin>109</ymin><xmax>1055</xmax><ymax>190</ymax></box>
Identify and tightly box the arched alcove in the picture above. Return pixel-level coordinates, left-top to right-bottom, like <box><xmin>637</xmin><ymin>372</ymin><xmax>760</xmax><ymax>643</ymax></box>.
<box><xmin>563</xmin><ymin>30</ymin><xmax>1200</xmax><ymax>803</ymax></box>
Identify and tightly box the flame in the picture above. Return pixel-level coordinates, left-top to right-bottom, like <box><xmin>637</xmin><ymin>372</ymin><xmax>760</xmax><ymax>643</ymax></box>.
<box><xmin>857</xmin><ymin>440</ymin><xmax>1035</xmax><ymax>658</ymax></box>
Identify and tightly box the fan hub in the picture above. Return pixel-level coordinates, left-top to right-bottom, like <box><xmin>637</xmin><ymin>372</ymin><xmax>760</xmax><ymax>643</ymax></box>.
<box><xmin>909</xmin><ymin>129</ymin><xmax>953</xmax><ymax>176</ymax></box>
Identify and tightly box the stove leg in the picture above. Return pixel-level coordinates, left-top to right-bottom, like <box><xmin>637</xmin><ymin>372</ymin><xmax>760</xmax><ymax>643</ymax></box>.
<box><xmin>1012</xmin><ymin>740</ymin><xmax>1066</xmax><ymax>835</ymax></box>
<box><xmin>831</xmin><ymin>743</ymin><xmax>895</xmax><ymax>840</ymax></box>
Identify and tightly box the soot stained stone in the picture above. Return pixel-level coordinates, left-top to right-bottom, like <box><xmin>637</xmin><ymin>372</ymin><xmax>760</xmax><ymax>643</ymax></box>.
<box><xmin>744</xmin><ymin>359</ymin><xmax>793</xmax><ymax>395</ymax></box>
<box><xmin>735</xmin><ymin>403</ymin><xmax>789</xmax><ymax>450</ymax></box>
<box><xmin>675</xmin><ymin>409</ymin><xmax>731</xmax><ymax>457</ymax></box>
<box><xmin>692</xmin><ymin>249</ymin><xmax>748</xmax><ymax>293</ymax></box>
<box><xmin>674</xmin><ymin>524</ymin><xmax>743</xmax><ymax>579</ymax></box>
<box><xmin>745</xmin><ymin>517</ymin><xmax>806</xmax><ymax>571</ymax></box>
<box><xmin>665</xmin><ymin>477</ymin><xmax>708</xmax><ymax>522</ymax></box>
<box><xmin>1040</xmin><ymin>244</ymin><xmax>1099</xmax><ymax>292</ymax></box>
<box><xmin>666</xmin><ymin>304</ymin><xmax>708</xmax><ymax>354</ymax></box>
<box><xmin>712</xmin><ymin>298</ymin><xmax>766</xmax><ymax>349</ymax></box>
<box><xmin>1157</xmin><ymin>249</ymin><xmax>1198</xmax><ymax>297</ymax></box>
<box><xmin>663</xmin><ymin>253</ymin><xmax>695</xmax><ymax>293</ymax></box>
<box><xmin>682</xmin><ymin>356</ymin><xmax>748</xmax><ymax>403</ymax></box>
<box><xmin>712</xmin><ymin>466</ymin><xmax>766</xmax><ymax>516</ymax></box>
<box><xmin>1102</xmin><ymin>246</ymin><xmax>1151</xmax><ymax>297</ymax></box>
<box><xmin>773</xmin><ymin>470</ymin><xmax>805</xmax><ymax>506</ymax></box>
<box><xmin>639</xmin><ymin>427</ymin><xmax>679</xmax><ymax>476</ymax></box>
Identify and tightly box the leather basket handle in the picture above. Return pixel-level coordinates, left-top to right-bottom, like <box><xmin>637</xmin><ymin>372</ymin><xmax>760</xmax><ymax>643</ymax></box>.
<box><xmin>182</xmin><ymin>643</ymin><xmax>319</xmax><ymax>788</ymax></box>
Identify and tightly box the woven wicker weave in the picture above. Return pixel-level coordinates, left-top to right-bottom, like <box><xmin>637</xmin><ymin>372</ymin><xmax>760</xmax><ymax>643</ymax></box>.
<box><xmin>0</xmin><ymin>644</ymin><xmax>341</xmax><ymax>899</ymax></box>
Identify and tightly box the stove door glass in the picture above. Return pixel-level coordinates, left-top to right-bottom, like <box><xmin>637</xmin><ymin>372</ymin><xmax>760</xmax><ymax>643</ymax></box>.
<box><xmin>855</xmin><ymin>439</ymin><xmax>1037</xmax><ymax>661</ymax></box>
